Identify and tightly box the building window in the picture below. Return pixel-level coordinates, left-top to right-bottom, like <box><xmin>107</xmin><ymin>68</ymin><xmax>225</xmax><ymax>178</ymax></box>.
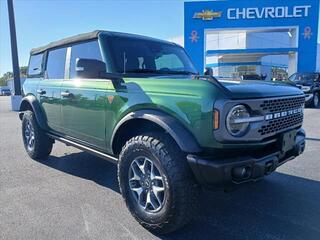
<box><xmin>155</xmin><ymin>54</ymin><xmax>184</xmax><ymax>70</ymax></box>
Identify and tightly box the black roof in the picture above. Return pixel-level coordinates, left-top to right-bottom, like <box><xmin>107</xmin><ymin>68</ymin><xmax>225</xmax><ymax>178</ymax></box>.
<box><xmin>30</xmin><ymin>30</ymin><xmax>101</xmax><ymax>55</ymax></box>
<box><xmin>30</xmin><ymin>30</ymin><xmax>175</xmax><ymax>55</ymax></box>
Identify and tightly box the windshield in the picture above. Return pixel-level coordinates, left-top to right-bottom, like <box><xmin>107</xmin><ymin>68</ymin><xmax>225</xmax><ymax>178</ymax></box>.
<box><xmin>108</xmin><ymin>37</ymin><xmax>197</xmax><ymax>75</ymax></box>
<box><xmin>289</xmin><ymin>73</ymin><xmax>319</xmax><ymax>84</ymax></box>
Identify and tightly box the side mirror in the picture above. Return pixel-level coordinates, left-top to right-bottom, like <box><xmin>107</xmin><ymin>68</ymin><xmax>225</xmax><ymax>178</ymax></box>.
<box><xmin>76</xmin><ymin>58</ymin><xmax>106</xmax><ymax>78</ymax></box>
<box><xmin>204</xmin><ymin>67</ymin><xmax>213</xmax><ymax>76</ymax></box>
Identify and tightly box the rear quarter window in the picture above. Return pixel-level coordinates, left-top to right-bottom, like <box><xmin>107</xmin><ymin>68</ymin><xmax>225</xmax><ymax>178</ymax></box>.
<box><xmin>27</xmin><ymin>53</ymin><xmax>44</xmax><ymax>76</ymax></box>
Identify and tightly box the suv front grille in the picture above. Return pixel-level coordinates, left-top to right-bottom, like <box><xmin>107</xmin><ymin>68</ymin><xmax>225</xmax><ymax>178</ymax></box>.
<box><xmin>258</xmin><ymin>114</ymin><xmax>304</xmax><ymax>136</ymax></box>
<box><xmin>258</xmin><ymin>96</ymin><xmax>305</xmax><ymax>136</ymax></box>
<box><xmin>260</xmin><ymin>96</ymin><xmax>305</xmax><ymax>113</ymax></box>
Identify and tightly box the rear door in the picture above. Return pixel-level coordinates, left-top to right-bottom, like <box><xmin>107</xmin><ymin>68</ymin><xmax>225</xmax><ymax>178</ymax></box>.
<box><xmin>38</xmin><ymin>47</ymin><xmax>67</xmax><ymax>132</ymax></box>
<box><xmin>60</xmin><ymin>40</ymin><xmax>108</xmax><ymax>150</ymax></box>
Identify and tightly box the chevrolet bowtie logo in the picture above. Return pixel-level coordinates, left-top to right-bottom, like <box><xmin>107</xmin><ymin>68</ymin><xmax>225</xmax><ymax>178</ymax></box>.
<box><xmin>193</xmin><ymin>10</ymin><xmax>222</xmax><ymax>20</ymax></box>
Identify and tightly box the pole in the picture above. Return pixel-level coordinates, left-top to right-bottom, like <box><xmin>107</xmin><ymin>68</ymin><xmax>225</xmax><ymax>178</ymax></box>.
<box><xmin>7</xmin><ymin>0</ymin><xmax>21</xmax><ymax>96</ymax></box>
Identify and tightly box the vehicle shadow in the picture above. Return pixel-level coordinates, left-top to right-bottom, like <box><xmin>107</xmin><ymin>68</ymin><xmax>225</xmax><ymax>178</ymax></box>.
<box><xmin>166</xmin><ymin>173</ymin><xmax>320</xmax><ymax>240</ymax></box>
<box><xmin>45</xmin><ymin>152</ymin><xmax>120</xmax><ymax>193</ymax></box>
<box><xmin>42</xmin><ymin>152</ymin><xmax>320</xmax><ymax>240</ymax></box>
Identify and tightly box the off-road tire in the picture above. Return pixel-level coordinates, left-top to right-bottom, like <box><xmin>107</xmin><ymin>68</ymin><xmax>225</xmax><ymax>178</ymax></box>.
<box><xmin>118</xmin><ymin>133</ymin><xmax>199</xmax><ymax>234</ymax></box>
<box><xmin>22</xmin><ymin>110</ymin><xmax>53</xmax><ymax>160</ymax></box>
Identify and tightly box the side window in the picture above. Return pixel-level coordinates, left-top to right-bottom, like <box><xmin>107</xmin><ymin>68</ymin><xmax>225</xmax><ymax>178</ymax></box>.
<box><xmin>155</xmin><ymin>54</ymin><xmax>184</xmax><ymax>70</ymax></box>
<box><xmin>69</xmin><ymin>41</ymin><xmax>102</xmax><ymax>78</ymax></box>
<box><xmin>46</xmin><ymin>48</ymin><xmax>67</xmax><ymax>79</ymax></box>
<box><xmin>28</xmin><ymin>53</ymin><xmax>43</xmax><ymax>76</ymax></box>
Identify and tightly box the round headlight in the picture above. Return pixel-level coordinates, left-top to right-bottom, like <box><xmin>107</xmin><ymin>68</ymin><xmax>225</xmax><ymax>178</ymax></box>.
<box><xmin>226</xmin><ymin>105</ymin><xmax>250</xmax><ymax>137</ymax></box>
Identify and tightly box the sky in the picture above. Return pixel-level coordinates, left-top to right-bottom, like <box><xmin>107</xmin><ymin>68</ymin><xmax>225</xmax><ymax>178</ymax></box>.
<box><xmin>0</xmin><ymin>0</ymin><xmax>198</xmax><ymax>75</ymax></box>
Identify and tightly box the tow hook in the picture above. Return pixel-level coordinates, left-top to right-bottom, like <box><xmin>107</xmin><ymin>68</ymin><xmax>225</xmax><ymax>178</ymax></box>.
<box><xmin>295</xmin><ymin>141</ymin><xmax>305</xmax><ymax>156</ymax></box>
<box><xmin>265</xmin><ymin>161</ymin><xmax>274</xmax><ymax>175</ymax></box>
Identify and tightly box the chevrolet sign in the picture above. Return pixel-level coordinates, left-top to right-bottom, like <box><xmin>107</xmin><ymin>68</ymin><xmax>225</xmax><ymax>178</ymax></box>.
<box><xmin>227</xmin><ymin>5</ymin><xmax>311</xmax><ymax>20</ymax></box>
<box><xmin>193</xmin><ymin>10</ymin><xmax>222</xmax><ymax>20</ymax></box>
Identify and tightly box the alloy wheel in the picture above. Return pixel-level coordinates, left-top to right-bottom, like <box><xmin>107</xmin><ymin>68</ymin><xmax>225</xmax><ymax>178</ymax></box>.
<box><xmin>128</xmin><ymin>156</ymin><xmax>166</xmax><ymax>213</ymax></box>
<box><xmin>24</xmin><ymin>120</ymin><xmax>35</xmax><ymax>152</ymax></box>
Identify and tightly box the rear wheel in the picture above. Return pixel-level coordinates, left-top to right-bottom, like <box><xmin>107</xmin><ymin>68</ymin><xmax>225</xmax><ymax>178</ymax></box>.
<box><xmin>118</xmin><ymin>134</ymin><xmax>199</xmax><ymax>234</ymax></box>
<box><xmin>22</xmin><ymin>110</ymin><xmax>53</xmax><ymax>160</ymax></box>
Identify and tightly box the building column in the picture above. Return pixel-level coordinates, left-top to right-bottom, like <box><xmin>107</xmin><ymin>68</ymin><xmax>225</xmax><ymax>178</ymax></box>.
<box><xmin>288</xmin><ymin>52</ymin><xmax>298</xmax><ymax>77</ymax></box>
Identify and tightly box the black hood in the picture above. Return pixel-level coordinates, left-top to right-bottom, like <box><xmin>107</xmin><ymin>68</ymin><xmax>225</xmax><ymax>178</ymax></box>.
<box><xmin>219</xmin><ymin>80</ymin><xmax>304</xmax><ymax>99</ymax></box>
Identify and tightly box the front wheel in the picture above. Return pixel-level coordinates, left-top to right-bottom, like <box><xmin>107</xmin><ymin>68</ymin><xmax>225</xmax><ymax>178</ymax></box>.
<box><xmin>118</xmin><ymin>134</ymin><xmax>199</xmax><ymax>234</ymax></box>
<box><xmin>22</xmin><ymin>110</ymin><xmax>53</xmax><ymax>160</ymax></box>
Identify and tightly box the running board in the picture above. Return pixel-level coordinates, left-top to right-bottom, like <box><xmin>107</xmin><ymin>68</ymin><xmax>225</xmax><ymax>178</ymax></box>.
<box><xmin>47</xmin><ymin>133</ymin><xmax>118</xmax><ymax>164</ymax></box>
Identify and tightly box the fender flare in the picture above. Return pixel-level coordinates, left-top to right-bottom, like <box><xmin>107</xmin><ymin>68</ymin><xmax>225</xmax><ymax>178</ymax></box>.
<box><xmin>19</xmin><ymin>95</ymin><xmax>48</xmax><ymax>130</ymax></box>
<box><xmin>111</xmin><ymin>110</ymin><xmax>202</xmax><ymax>153</ymax></box>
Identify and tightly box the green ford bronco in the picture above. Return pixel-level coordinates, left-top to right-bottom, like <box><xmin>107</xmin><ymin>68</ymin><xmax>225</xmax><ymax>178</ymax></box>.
<box><xmin>20</xmin><ymin>30</ymin><xmax>306</xmax><ymax>234</ymax></box>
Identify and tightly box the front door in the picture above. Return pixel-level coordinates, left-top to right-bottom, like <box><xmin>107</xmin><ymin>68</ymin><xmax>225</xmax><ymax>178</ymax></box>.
<box><xmin>60</xmin><ymin>40</ymin><xmax>107</xmax><ymax>150</ymax></box>
<box><xmin>60</xmin><ymin>79</ymin><xmax>108</xmax><ymax>150</ymax></box>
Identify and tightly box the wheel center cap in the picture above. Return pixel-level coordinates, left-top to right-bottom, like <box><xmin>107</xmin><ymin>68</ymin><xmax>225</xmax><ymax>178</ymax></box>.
<box><xmin>144</xmin><ymin>179</ymin><xmax>150</xmax><ymax>188</ymax></box>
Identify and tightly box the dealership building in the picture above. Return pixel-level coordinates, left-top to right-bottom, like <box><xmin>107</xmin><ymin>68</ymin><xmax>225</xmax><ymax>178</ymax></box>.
<box><xmin>184</xmin><ymin>0</ymin><xmax>320</xmax><ymax>80</ymax></box>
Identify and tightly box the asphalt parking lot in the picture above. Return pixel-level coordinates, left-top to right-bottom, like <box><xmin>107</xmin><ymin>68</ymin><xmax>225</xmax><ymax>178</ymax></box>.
<box><xmin>0</xmin><ymin>96</ymin><xmax>320</xmax><ymax>240</ymax></box>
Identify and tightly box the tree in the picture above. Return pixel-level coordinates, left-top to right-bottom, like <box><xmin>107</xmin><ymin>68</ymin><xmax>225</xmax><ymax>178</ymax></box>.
<box><xmin>0</xmin><ymin>78</ymin><xmax>6</xmax><ymax>86</ymax></box>
<box><xmin>0</xmin><ymin>66</ymin><xmax>27</xmax><ymax>86</ymax></box>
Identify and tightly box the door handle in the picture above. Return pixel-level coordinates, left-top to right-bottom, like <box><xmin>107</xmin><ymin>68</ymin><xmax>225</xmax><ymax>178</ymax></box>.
<box><xmin>37</xmin><ymin>89</ymin><xmax>46</xmax><ymax>95</ymax></box>
<box><xmin>61</xmin><ymin>91</ymin><xmax>73</xmax><ymax>98</ymax></box>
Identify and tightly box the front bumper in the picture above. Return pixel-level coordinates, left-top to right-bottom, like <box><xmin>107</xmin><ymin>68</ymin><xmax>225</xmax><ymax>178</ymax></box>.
<box><xmin>187</xmin><ymin>129</ymin><xmax>306</xmax><ymax>189</ymax></box>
